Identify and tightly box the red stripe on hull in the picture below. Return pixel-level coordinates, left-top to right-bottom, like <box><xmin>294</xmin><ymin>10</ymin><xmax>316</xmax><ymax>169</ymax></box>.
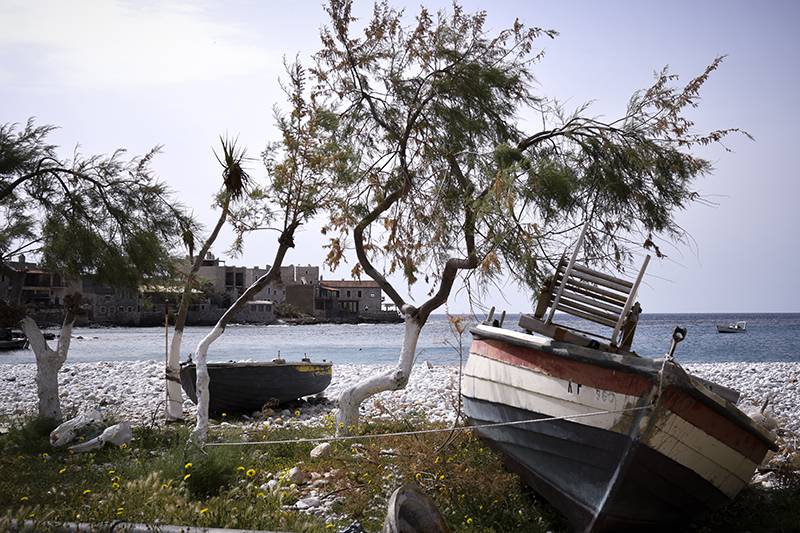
<box><xmin>661</xmin><ymin>388</ymin><xmax>767</xmax><ymax>464</ymax></box>
<box><xmin>471</xmin><ymin>338</ymin><xmax>654</xmax><ymax>397</ymax></box>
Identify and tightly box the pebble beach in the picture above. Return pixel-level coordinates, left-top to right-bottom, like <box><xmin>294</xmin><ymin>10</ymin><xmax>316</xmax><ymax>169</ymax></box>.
<box><xmin>1</xmin><ymin>360</ymin><xmax>799</xmax><ymax>436</ymax></box>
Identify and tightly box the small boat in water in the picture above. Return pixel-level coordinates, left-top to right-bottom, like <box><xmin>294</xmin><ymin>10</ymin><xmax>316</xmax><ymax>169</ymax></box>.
<box><xmin>716</xmin><ymin>320</ymin><xmax>747</xmax><ymax>333</ymax></box>
<box><xmin>461</xmin><ymin>228</ymin><xmax>777</xmax><ymax>531</ymax></box>
<box><xmin>180</xmin><ymin>358</ymin><xmax>332</xmax><ymax>416</ymax></box>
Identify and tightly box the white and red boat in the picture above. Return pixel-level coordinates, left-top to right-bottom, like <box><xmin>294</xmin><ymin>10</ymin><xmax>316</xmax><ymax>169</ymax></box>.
<box><xmin>461</xmin><ymin>228</ymin><xmax>776</xmax><ymax>531</ymax></box>
<box><xmin>462</xmin><ymin>324</ymin><xmax>776</xmax><ymax>531</ymax></box>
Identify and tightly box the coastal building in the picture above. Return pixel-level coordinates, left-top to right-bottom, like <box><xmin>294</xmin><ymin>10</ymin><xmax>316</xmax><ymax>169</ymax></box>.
<box><xmin>3</xmin><ymin>252</ymin><xmax>393</xmax><ymax>325</ymax></box>
<box><xmin>314</xmin><ymin>279</ymin><xmax>399</xmax><ymax>322</ymax></box>
<box><xmin>196</xmin><ymin>253</ymin><xmax>320</xmax><ymax>306</ymax></box>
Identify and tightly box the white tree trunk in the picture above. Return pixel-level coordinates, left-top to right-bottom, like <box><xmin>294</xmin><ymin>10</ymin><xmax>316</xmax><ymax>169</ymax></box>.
<box><xmin>165</xmin><ymin>329</ymin><xmax>184</xmax><ymax>421</ymax></box>
<box><xmin>166</xmin><ymin>323</ymin><xmax>187</xmax><ymax>422</ymax></box>
<box><xmin>190</xmin><ymin>325</ymin><xmax>224</xmax><ymax>443</ymax></box>
<box><xmin>20</xmin><ymin>314</ymin><xmax>74</xmax><ymax>422</ymax></box>
<box><xmin>165</xmin><ymin>198</ymin><xmax>230</xmax><ymax>422</ymax></box>
<box><xmin>336</xmin><ymin>311</ymin><xmax>423</xmax><ymax>434</ymax></box>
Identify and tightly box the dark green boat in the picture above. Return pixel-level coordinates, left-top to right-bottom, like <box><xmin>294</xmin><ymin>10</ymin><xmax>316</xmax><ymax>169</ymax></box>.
<box><xmin>180</xmin><ymin>359</ymin><xmax>332</xmax><ymax>416</ymax></box>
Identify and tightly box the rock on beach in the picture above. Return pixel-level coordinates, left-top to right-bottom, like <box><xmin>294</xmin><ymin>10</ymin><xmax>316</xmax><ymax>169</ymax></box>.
<box><xmin>0</xmin><ymin>360</ymin><xmax>799</xmax><ymax>435</ymax></box>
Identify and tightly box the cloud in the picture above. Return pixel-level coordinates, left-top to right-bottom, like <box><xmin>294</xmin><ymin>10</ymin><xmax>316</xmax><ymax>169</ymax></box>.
<box><xmin>0</xmin><ymin>0</ymin><xmax>276</xmax><ymax>88</ymax></box>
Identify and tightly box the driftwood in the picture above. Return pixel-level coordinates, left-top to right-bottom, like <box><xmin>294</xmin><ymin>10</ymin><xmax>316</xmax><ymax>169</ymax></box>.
<box><xmin>69</xmin><ymin>421</ymin><xmax>132</xmax><ymax>453</ymax></box>
<box><xmin>50</xmin><ymin>410</ymin><xmax>132</xmax><ymax>453</ymax></box>
<box><xmin>50</xmin><ymin>408</ymin><xmax>104</xmax><ymax>448</ymax></box>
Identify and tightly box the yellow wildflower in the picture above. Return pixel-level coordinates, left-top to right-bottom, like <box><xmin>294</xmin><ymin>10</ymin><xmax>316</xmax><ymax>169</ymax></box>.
<box><xmin>199</xmin><ymin>508</ymin><xmax>209</xmax><ymax>514</ymax></box>
<box><xmin>415</xmin><ymin>472</ymin><xmax>422</xmax><ymax>481</ymax></box>
<box><xmin>434</xmin><ymin>456</ymin><xmax>441</xmax><ymax>464</ymax></box>
<box><xmin>237</xmin><ymin>466</ymin><xmax>245</xmax><ymax>473</ymax></box>
<box><xmin>82</xmin><ymin>489</ymin><xmax>92</xmax><ymax>495</ymax></box>
<box><xmin>120</xmin><ymin>443</ymin><xmax>128</xmax><ymax>449</ymax></box>
<box><xmin>438</xmin><ymin>474</ymin><xmax>445</xmax><ymax>480</ymax></box>
<box><xmin>256</xmin><ymin>492</ymin><xmax>266</xmax><ymax>498</ymax></box>
<box><xmin>466</xmin><ymin>517</ymin><xmax>474</xmax><ymax>525</ymax></box>
<box><xmin>294</xmin><ymin>409</ymin><xmax>301</xmax><ymax>417</ymax></box>
<box><xmin>19</xmin><ymin>496</ymin><xmax>29</xmax><ymax>502</ymax></box>
<box><xmin>184</xmin><ymin>462</ymin><xmax>193</xmax><ymax>469</ymax></box>
<box><xmin>58</xmin><ymin>467</ymin><xmax>67</xmax><ymax>475</ymax></box>
<box><xmin>246</xmin><ymin>468</ymin><xmax>256</xmax><ymax>478</ymax></box>
<box><xmin>108</xmin><ymin>469</ymin><xmax>115</xmax><ymax>475</ymax></box>
<box><xmin>183</xmin><ymin>474</ymin><xmax>191</xmax><ymax>481</ymax></box>
<box><xmin>116</xmin><ymin>507</ymin><xmax>124</xmax><ymax>516</ymax></box>
<box><xmin>112</xmin><ymin>482</ymin><xmax>120</xmax><ymax>490</ymax></box>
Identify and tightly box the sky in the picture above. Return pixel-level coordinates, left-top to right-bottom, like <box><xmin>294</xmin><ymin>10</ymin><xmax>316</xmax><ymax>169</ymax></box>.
<box><xmin>2</xmin><ymin>0</ymin><xmax>798</xmax><ymax>314</ymax></box>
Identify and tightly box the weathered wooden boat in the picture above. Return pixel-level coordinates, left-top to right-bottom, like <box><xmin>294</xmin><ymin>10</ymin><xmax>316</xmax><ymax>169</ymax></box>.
<box><xmin>716</xmin><ymin>320</ymin><xmax>746</xmax><ymax>333</ymax></box>
<box><xmin>180</xmin><ymin>358</ymin><xmax>332</xmax><ymax>416</ymax></box>
<box><xmin>461</xmin><ymin>228</ymin><xmax>777</xmax><ymax>531</ymax></box>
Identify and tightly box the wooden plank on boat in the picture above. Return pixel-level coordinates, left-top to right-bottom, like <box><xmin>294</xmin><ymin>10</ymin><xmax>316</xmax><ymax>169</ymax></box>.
<box><xmin>571</xmin><ymin>263</ymin><xmax>634</xmax><ymax>289</ymax></box>
<box><xmin>558</xmin><ymin>289</ymin><xmax>625</xmax><ymax>315</ymax></box>
<box><xmin>519</xmin><ymin>315</ymin><xmax>616</xmax><ymax>347</ymax></box>
<box><xmin>556</xmin><ymin>297</ymin><xmax>622</xmax><ymax>325</ymax></box>
<box><xmin>554</xmin><ymin>277</ymin><xmax>628</xmax><ymax>306</ymax></box>
<box><xmin>566</xmin><ymin>268</ymin><xmax>633</xmax><ymax>294</ymax></box>
<box><xmin>555</xmin><ymin>302</ymin><xmax>619</xmax><ymax>328</ymax></box>
<box><xmin>691</xmin><ymin>375</ymin><xmax>741</xmax><ymax>405</ymax></box>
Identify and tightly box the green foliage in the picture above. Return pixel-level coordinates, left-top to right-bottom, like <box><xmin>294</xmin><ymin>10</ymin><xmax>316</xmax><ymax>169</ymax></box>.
<box><xmin>225</xmin><ymin>61</ymin><xmax>343</xmax><ymax>257</ymax></box>
<box><xmin>182</xmin><ymin>449</ymin><xmax>238</xmax><ymax>498</ymax></box>
<box><xmin>315</xmin><ymin>1</ymin><xmax>745</xmax><ymax>309</ymax></box>
<box><xmin>0</xmin><ymin>119</ymin><xmax>188</xmax><ymax>291</ymax></box>
<box><xmin>0</xmin><ymin>417</ymin><xmax>798</xmax><ymax>532</ymax></box>
<box><xmin>0</xmin><ymin>417</ymin><xmax>59</xmax><ymax>455</ymax></box>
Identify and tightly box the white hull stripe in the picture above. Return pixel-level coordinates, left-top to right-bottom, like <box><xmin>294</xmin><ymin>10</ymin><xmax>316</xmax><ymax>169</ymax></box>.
<box><xmin>463</xmin><ymin>353</ymin><xmax>641</xmax><ymax>432</ymax></box>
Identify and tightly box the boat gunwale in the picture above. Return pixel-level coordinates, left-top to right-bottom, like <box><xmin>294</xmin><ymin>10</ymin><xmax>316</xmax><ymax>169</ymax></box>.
<box><xmin>470</xmin><ymin>324</ymin><xmax>778</xmax><ymax>450</ymax></box>
<box><xmin>181</xmin><ymin>361</ymin><xmax>332</xmax><ymax>369</ymax></box>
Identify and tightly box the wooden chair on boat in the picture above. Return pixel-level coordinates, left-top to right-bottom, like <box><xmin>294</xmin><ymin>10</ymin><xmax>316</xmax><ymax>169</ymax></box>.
<box><xmin>519</xmin><ymin>226</ymin><xmax>650</xmax><ymax>355</ymax></box>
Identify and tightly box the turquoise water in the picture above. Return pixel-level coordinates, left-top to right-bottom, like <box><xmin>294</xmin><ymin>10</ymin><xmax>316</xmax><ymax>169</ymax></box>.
<box><xmin>1</xmin><ymin>313</ymin><xmax>798</xmax><ymax>365</ymax></box>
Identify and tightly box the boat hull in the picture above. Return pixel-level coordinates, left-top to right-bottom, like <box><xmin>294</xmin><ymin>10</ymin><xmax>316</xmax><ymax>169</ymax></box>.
<box><xmin>461</xmin><ymin>326</ymin><xmax>775</xmax><ymax>532</ymax></box>
<box><xmin>0</xmin><ymin>339</ymin><xmax>28</xmax><ymax>351</ymax></box>
<box><xmin>180</xmin><ymin>361</ymin><xmax>332</xmax><ymax>416</ymax></box>
<box><xmin>716</xmin><ymin>326</ymin><xmax>746</xmax><ymax>333</ymax></box>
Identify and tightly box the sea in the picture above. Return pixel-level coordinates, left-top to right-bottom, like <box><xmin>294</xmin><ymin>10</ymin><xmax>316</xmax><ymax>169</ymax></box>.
<box><xmin>1</xmin><ymin>313</ymin><xmax>798</xmax><ymax>366</ymax></box>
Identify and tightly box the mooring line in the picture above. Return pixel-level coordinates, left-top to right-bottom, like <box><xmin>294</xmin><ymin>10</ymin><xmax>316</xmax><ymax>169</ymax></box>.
<box><xmin>204</xmin><ymin>404</ymin><xmax>653</xmax><ymax>447</ymax></box>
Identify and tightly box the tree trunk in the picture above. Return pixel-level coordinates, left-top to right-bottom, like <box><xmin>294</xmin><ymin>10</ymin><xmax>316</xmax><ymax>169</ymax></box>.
<box><xmin>165</xmin><ymin>197</ymin><xmax>230</xmax><ymax>422</ymax></box>
<box><xmin>165</xmin><ymin>327</ymin><xmax>185</xmax><ymax>421</ymax></box>
<box><xmin>20</xmin><ymin>299</ymin><xmax>77</xmax><ymax>422</ymax></box>
<box><xmin>336</xmin><ymin>310</ymin><xmax>423</xmax><ymax>434</ymax></box>
<box><xmin>190</xmin><ymin>224</ymin><xmax>297</xmax><ymax>444</ymax></box>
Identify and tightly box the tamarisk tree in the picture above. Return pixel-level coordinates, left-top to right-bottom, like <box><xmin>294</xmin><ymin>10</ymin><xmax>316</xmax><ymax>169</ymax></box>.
<box><xmin>164</xmin><ymin>137</ymin><xmax>248</xmax><ymax>421</ymax></box>
<box><xmin>0</xmin><ymin>119</ymin><xmax>186</xmax><ymax>422</ymax></box>
<box><xmin>191</xmin><ymin>63</ymin><xmax>342</xmax><ymax>443</ymax></box>
<box><xmin>315</xmin><ymin>1</ymin><xmax>745</xmax><ymax>433</ymax></box>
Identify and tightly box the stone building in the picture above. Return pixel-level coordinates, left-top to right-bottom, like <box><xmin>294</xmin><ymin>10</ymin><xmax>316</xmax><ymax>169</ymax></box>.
<box><xmin>314</xmin><ymin>279</ymin><xmax>400</xmax><ymax>322</ymax></box>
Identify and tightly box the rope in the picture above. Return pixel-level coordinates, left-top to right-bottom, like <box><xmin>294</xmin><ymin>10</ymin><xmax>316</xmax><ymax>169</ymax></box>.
<box><xmin>204</xmin><ymin>404</ymin><xmax>653</xmax><ymax>448</ymax></box>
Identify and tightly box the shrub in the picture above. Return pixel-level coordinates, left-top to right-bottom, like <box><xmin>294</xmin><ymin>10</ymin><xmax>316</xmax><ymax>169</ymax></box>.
<box><xmin>183</xmin><ymin>449</ymin><xmax>237</xmax><ymax>498</ymax></box>
<box><xmin>0</xmin><ymin>417</ymin><xmax>59</xmax><ymax>455</ymax></box>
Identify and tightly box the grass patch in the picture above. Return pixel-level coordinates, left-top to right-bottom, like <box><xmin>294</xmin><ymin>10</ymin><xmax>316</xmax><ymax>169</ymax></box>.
<box><xmin>0</xmin><ymin>417</ymin><xmax>60</xmax><ymax>455</ymax></box>
<box><xmin>0</xmin><ymin>415</ymin><xmax>798</xmax><ymax>532</ymax></box>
